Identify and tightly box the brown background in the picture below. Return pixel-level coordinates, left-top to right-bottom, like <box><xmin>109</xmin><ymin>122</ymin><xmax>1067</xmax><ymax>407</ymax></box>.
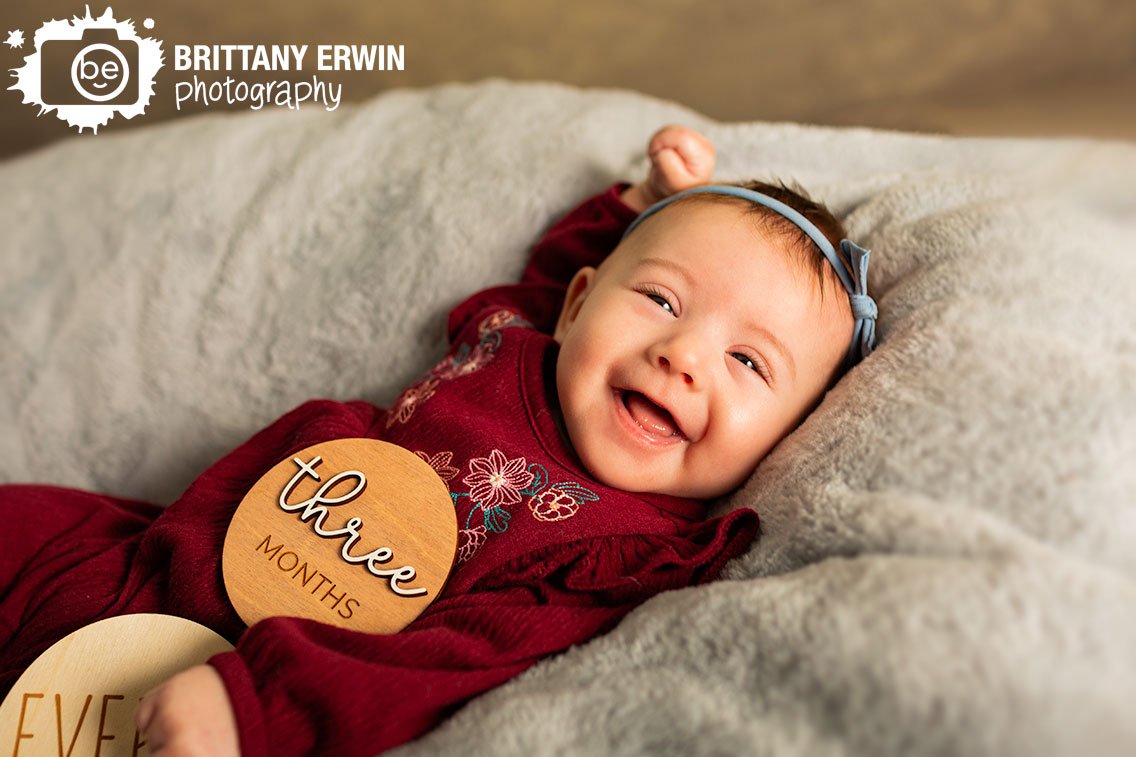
<box><xmin>2</xmin><ymin>0</ymin><xmax>1133</xmax><ymax>161</ymax></box>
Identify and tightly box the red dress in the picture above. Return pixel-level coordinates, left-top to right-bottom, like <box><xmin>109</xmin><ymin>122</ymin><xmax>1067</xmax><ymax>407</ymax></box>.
<box><xmin>0</xmin><ymin>184</ymin><xmax>759</xmax><ymax>755</ymax></box>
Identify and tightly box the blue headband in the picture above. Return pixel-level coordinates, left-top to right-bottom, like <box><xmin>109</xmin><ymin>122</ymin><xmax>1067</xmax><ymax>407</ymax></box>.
<box><xmin>622</xmin><ymin>185</ymin><xmax>878</xmax><ymax>368</ymax></box>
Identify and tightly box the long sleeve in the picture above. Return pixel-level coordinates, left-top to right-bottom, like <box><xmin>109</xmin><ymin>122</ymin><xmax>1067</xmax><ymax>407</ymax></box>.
<box><xmin>209</xmin><ymin>507</ymin><xmax>758</xmax><ymax>756</ymax></box>
<box><xmin>139</xmin><ymin>398</ymin><xmax>384</xmax><ymax>633</ymax></box>
<box><xmin>446</xmin><ymin>183</ymin><xmax>638</xmax><ymax>340</ymax></box>
<box><xmin>0</xmin><ymin>398</ymin><xmax>387</xmax><ymax>696</ymax></box>
<box><xmin>518</xmin><ymin>181</ymin><xmax>638</xmax><ymax>290</ymax></box>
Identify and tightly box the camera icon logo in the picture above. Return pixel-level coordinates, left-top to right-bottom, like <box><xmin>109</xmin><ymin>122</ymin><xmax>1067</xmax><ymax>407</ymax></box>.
<box><xmin>9</xmin><ymin>6</ymin><xmax>164</xmax><ymax>133</ymax></box>
<box><xmin>42</xmin><ymin>27</ymin><xmax>139</xmax><ymax>105</ymax></box>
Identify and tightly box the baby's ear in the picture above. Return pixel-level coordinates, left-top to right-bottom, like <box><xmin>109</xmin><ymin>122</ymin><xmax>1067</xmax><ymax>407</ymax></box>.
<box><xmin>553</xmin><ymin>267</ymin><xmax>596</xmax><ymax>343</ymax></box>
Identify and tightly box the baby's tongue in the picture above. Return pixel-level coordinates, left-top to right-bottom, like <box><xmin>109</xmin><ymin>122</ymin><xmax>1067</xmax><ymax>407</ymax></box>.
<box><xmin>625</xmin><ymin>391</ymin><xmax>678</xmax><ymax>436</ymax></box>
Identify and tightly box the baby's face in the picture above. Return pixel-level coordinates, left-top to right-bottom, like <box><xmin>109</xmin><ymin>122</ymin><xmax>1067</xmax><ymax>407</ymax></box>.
<box><xmin>553</xmin><ymin>200</ymin><xmax>853</xmax><ymax>499</ymax></box>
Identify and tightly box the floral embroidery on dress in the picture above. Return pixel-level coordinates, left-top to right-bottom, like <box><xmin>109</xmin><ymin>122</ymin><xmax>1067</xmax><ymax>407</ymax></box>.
<box><xmin>478</xmin><ymin>309</ymin><xmax>527</xmax><ymax>337</ymax></box>
<box><xmin>463</xmin><ymin>449</ymin><xmax>534</xmax><ymax>514</ymax></box>
<box><xmin>524</xmin><ymin>463</ymin><xmax>600</xmax><ymax>522</ymax></box>
<box><xmin>457</xmin><ymin>525</ymin><xmax>487</xmax><ymax>564</ymax></box>
<box><xmin>386</xmin><ymin>309</ymin><xmax>531</xmax><ymax>428</ymax></box>
<box><xmin>451</xmin><ymin>452</ymin><xmax>602</xmax><ymax>564</ymax></box>
<box><xmin>387</xmin><ymin>378</ymin><xmax>440</xmax><ymax>428</ymax></box>
<box><xmin>432</xmin><ymin>341</ymin><xmax>495</xmax><ymax>381</ymax></box>
<box><xmin>453</xmin><ymin>449</ymin><xmax>534</xmax><ymax>564</ymax></box>
<box><xmin>414</xmin><ymin>450</ymin><xmax>460</xmax><ymax>486</ymax></box>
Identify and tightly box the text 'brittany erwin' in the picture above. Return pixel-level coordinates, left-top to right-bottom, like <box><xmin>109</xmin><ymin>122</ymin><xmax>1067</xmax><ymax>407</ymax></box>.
<box><xmin>173</xmin><ymin>44</ymin><xmax>405</xmax><ymax>72</ymax></box>
<box><xmin>10</xmin><ymin>692</ymin><xmax>147</xmax><ymax>757</ymax></box>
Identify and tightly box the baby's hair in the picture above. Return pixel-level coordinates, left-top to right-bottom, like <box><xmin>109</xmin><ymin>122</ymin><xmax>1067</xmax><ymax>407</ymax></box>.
<box><xmin>668</xmin><ymin>179</ymin><xmax>850</xmax><ymax>305</ymax></box>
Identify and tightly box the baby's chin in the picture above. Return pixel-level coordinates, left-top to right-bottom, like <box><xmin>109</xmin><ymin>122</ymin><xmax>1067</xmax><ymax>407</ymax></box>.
<box><xmin>571</xmin><ymin>440</ymin><xmax>741</xmax><ymax>501</ymax></box>
<box><xmin>568</xmin><ymin>436</ymin><xmax>665</xmax><ymax>493</ymax></box>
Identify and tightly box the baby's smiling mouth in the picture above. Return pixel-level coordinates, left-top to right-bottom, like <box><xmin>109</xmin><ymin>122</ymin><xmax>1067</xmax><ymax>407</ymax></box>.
<box><xmin>618</xmin><ymin>390</ymin><xmax>686</xmax><ymax>440</ymax></box>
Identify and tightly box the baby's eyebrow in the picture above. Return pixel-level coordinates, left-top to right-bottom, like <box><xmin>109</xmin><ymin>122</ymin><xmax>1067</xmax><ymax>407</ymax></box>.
<box><xmin>637</xmin><ymin>257</ymin><xmax>696</xmax><ymax>287</ymax></box>
<box><xmin>637</xmin><ymin>257</ymin><xmax>796</xmax><ymax>384</ymax></box>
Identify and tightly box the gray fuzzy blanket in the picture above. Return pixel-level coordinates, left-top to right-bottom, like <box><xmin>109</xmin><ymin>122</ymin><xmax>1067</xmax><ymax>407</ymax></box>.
<box><xmin>2</xmin><ymin>80</ymin><xmax>1134</xmax><ymax>756</ymax></box>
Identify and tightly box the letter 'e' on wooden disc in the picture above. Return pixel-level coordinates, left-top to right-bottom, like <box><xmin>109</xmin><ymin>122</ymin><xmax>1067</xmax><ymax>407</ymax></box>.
<box><xmin>223</xmin><ymin>438</ymin><xmax>458</xmax><ymax>635</ymax></box>
<box><xmin>0</xmin><ymin>613</ymin><xmax>233</xmax><ymax>757</ymax></box>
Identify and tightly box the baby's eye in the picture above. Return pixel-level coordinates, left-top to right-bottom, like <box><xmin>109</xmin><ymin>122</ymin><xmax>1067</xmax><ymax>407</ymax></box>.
<box><xmin>645</xmin><ymin>292</ymin><xmax>675</xmax><ymax>315</ymax></box>
<box><xmin>731</xmin><ymin>352</ymin><xmax>765</xmax><ymax>377</ymax></box>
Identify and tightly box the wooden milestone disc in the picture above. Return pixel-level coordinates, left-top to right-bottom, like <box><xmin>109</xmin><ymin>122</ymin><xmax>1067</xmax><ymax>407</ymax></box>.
<box><xmin>0</xmin><ymin>613</ymin><xmax>233</xmax><ymax>757</ymax></box>
<box><xmin>223</xmin><ymin>438</ymin><xmax>458</xmax><ymax>635</ymax></box>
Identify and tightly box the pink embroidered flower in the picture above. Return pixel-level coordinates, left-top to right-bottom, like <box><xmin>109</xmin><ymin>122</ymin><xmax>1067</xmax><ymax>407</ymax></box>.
<box><xmin>462</xmin><ymin>449</ymin><xmax>534</xmax><ymax>508</ymax></box>
<box><xmin>386</xmin><ymin>377</ymin><xmax>440</xmax><ymax>428</ymax></box>
<box><xmin>415</xmin><ymin>450</ymin><xmax>460</xmax><ymax>486</ymax></box>
<box><xmin>478</xmin><ymin>309</ymin><xmax>522</xmax><ymax>337</ymax></box>
<box><xmin>529</xmin><ymin>482</ymin><xmax>600</xmax><ymax>522</ymax></box>
<box><xmin>434</xmin><ymin>342</ymin><xmax>495</xmax><ymax>381</ymax></box>
<box><xmin>457</xmin><ymin>526</ymin><xmax>487</xmax><ymax>564</ymax></box>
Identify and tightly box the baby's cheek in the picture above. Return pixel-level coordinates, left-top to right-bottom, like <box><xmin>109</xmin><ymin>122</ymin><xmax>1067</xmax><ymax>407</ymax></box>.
<box><xmin>692</xmin><ymin>445</ymin><xmax>759</xmax><ymax>499</ymax></box>
<box><xmin>707</xmin><ymin>410</ymin><xmax>777</xmax><ymax>486</ymax></box>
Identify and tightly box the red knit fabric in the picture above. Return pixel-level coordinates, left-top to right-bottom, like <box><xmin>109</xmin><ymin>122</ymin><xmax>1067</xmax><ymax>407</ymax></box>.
<box><xmin>0</xmin><ymin>184</ymin><xmax>760</xmax><ymax>756</ymax></box>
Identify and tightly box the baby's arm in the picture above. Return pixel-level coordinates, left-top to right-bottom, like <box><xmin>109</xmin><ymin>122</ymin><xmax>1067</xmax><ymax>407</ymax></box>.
<box><xmin>620</xmin><ymin>124</ymin><xmax>716</xmax><ymax>212</ymax></box>
<box><xmin>122</xmin><ymin>398</ymin><xmax>383</xmax><ymax>756</ymax></box>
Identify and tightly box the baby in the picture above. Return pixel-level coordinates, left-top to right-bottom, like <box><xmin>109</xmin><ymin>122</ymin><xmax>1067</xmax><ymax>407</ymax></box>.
<box><xmin>0</xmin><ymin>125</ymin><xmax>876</xmax><ymax>755</ymax></box>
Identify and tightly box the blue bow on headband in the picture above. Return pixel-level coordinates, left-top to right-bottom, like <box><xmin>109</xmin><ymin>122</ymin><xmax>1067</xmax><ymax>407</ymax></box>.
<box><xmin>621</xmin><ymin>185</ymin><xmax>878</xmax><ymax>368</ymax></box>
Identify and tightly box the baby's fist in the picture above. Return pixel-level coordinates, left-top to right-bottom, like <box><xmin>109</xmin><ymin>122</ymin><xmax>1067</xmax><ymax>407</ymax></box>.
<box><xmin>135</xmin><ymin>665</ymin><xmax>239</xmax><ymax>757</ymax></box>
<box><xmin>646</xmin><ymin>125</ymin><xmax>716</xmax><ymax>201</ymax></box>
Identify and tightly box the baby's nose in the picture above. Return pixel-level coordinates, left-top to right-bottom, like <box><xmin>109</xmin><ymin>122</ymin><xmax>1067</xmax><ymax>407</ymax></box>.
<box><xmin>656</xmin><ymin>355</ymin><xmax>695</xmax><ymax>385</ymax></box>
<box><xmin>653</xmin><ymin>334</ymin><xmax>705</xmax><ymax>385</ymax></box>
